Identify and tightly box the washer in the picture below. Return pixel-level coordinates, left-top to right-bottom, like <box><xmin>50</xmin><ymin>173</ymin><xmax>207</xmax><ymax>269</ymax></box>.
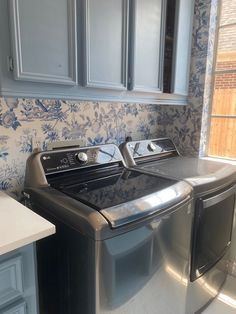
<box><xmin>24</xmin><ymin>143</ymin><xmax>193</xmax><ymax>314</ymax></box>
<box><xmin>120</xmin><ymin>138</ymin><xmax>236</xmax><ymax>313</ymax></box>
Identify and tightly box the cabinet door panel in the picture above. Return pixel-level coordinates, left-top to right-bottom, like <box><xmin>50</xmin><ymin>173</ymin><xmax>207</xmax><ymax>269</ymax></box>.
<box><xmin>171</xmin><ymin>0</ymin><xmax>194</xmax><ymax>95</ymax></box>
<box><xmin>129</xmin><ymin>0</ymin><xmax>165</xmax><ymax>92</ymax></box>
<box><xmin>0</xmin><ymin>256</ymin><xmax>23</xmax><ymax>308</ymax></box>
<box><xmin>9</xmin><ymin>0</ymin><xmax>77</xmax><ymax>85</ymax></box>
<box><xmin>84</xmin><ymin>0</ymin><xmax>128</xmax><ymax>90</ymax></box>
<box><xmin>0</xmin><ymin>302</ymin><xmax>26</xmax><ymax>314</ymax></box>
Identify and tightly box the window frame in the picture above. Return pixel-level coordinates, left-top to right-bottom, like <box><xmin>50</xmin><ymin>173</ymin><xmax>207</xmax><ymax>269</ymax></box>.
<box><xmin>207</xmin><ymin>2</ymin><xmax>236</xmax><ymax>160</ymax></box>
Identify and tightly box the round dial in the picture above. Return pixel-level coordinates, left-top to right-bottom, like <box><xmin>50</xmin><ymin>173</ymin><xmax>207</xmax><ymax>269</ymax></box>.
<box><xmin>147</xmin><ymin>142</ymin><xmax>156</xmax><ymax>152</ymax></box>
<box><xmin>76</xmin><ymin>152</ymin><xmax>88</xmax><ymax>164</ymax></box>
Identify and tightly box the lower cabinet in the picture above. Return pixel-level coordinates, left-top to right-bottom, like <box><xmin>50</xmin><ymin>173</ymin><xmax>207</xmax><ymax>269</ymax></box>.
<box><xmin>0</xmin><ymin>302</ymin><xmax>26</xmax><ymax>314</ymax></box>
<box><xmin>0</xmin><ymin>244</ymin><xmax>38</xmax><ymax>314</ymax></box>
<box><xmin>0</xmin><ymin>256</ymin><xmax>24</xmax><ymax>308</ymax></box>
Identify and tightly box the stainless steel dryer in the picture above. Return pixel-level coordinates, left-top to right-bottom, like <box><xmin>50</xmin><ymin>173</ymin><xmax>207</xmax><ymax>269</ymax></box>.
<box><xmin>24</xmin><ymin>143</ymin><xmax>193</xmax><ymax>314</ymax></box>
<box><xmin>120</xmin><ymin>138</ymin><xmax>236</xmax><ymax>313</ymax></box>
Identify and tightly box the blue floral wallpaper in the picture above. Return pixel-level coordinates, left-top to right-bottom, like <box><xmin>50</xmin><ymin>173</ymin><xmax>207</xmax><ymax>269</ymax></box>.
<box><xmin>0</xmin><ymin>98</ymin><xmax>164</xmax><ymax>198</ymax></box>
<box><xmin>158</xmin><ymin>0</ymin><xmax>218</xmax><ymax>156</ymax></box>
<box><xmin>0</xmin><ymin>0</ymin><xmax>219</xmax><ymax>198</ymax></box>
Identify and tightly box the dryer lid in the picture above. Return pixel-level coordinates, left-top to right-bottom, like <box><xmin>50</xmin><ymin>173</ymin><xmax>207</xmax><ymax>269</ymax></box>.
<box><xmin>139</xmin><ymin>157</ymin><xmax>236</xmax><ymax>196</ymax></box>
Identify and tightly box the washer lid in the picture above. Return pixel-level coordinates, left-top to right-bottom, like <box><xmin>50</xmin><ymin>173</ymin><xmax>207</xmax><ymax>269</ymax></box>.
<box><xmin>100</xmin><ymin>180</ymin><xmax>191</xmax><ymax>228</ymax></box>
<box><xmin>50</xmin><ymin>168</ymin><xmax>192</xmax><ymax>228</ymax></box>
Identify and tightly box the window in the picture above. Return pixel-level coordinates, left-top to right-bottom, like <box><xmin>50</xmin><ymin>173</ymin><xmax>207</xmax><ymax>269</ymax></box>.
<box><xmin>208</xmin><ymin>0</ymin><xmax>236</xmax><ymax>159</ymax></box>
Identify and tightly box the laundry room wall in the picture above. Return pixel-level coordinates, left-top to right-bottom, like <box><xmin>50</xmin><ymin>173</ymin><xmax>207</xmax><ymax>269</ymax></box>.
<box><xmin>0</xmin><ymin>0</ymin><xmax>218</xmax><ymax>198</ymax></box>
<box><xmin>0</xmin><ymin>99</ymin><xmax>164</xmax><ymax>198</ymax></box>
<box><xmin>158</xmin><ymin>0</ymin><xmax>218</xmax><ymax>157</ymax></box>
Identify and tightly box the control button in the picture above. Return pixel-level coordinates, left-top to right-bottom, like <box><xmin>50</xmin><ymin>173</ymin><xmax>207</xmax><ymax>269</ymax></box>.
<box><xmin>76</xmin><ymin>152</ymin><xmax>88</xmax><ymax>164</ymax></box>
<box><xmin>42</xmin><ymin>155</ymin><xmax>51</xmax><ymax>160</ymax></box>
<box><xmin>61</xmin><ymin>158</ymin><xmax>68</xmax><ymax>164</ymax></box>
<box><xmin>147</xmin><ymin>143</ymin><xmax>156</xmax><ymax>152</ymax></box>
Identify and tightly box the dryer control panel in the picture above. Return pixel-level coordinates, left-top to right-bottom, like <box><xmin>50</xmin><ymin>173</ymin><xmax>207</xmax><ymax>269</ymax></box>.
<box><xmin>126</xmin><ymin>138</ymin><xmax>178</xmax><ymax>160</ymax></box>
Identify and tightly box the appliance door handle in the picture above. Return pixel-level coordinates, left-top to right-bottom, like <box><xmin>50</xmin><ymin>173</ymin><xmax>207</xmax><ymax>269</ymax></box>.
<box><xmin>202</xmin><ymin>184</ymin><xmax>236</xmax><ymax>208</ymax></box>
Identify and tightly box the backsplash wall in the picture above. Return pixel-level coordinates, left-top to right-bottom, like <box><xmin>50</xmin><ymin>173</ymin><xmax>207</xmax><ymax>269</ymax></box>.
<box><xmin>158</xmin><ymin>0</ymin><xmax>218</xmax><ymax>157</ymax></box>
<box><xmin>0</xmin><ymin>99</ymin><xmax>164</xmax><ymax>198</ymax></box>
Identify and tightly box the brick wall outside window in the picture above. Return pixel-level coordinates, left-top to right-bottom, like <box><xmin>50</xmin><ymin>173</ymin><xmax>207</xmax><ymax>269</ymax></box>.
<box><xmin>208</xmin><ymin>0</ymin><xmax>236</xmax><ymax>158</ymax></box>
<box><xmin>215</xmin><ymin>73</ymin><xmax>236</xmax><ymax>89</ymax></box>
<box><xmin>215</xmin><ymin>0</ymin><xmax>236</xmax><ymax>88</ymax></box>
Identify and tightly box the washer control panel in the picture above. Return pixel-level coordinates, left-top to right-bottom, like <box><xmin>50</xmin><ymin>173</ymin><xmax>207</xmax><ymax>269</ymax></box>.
<box><xmin>40</xmin><ymin>144</ymin><xmax>122</xmax><ymax>174</ymax></box>
<box><xmin>75</xmin><ymin>152</ymin><xmax>88</xmax><ymax>164</ymax></box>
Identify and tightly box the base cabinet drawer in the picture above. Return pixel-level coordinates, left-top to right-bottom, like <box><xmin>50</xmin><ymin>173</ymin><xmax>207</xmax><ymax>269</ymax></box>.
<box><xmin>0</xmin><ymin>256</ymin><xmax>23</xmax><ymax>308</ymax></box>
<box><xmin>0</xmin><ymin>302</ymin><xmax>26</xmax><ymax>314</ymax></box>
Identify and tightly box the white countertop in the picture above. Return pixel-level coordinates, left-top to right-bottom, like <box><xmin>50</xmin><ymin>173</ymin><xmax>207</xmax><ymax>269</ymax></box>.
<box><xmin>0</xmin><ymin>191</ymin><xmax>55</xmax><ymax>255</ymax></box>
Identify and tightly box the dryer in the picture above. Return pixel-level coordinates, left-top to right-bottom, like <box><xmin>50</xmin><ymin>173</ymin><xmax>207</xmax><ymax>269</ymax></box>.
<box><xmin>120</xmin><ymin>138</ymin><xmax>236</xmax><ymax>313</ymax></box>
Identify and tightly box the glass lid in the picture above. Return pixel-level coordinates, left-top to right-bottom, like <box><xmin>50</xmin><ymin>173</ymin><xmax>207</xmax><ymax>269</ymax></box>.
<box><xmin>50</xmin><ymin>168</ymin><xmax>177</xmax><ymax>210</ymax></box>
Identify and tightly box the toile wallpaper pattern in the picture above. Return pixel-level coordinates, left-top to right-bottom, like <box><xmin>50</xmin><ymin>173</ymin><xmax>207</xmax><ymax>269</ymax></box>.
<box><xmin>0</xmin><ymin>99</ymin><xmax>164</xmax><ymax>198</ymax></box>
<box><xmin>158</xmin><ymin>0</ymin><xmax>218</xmax><ymax>157</ymax></box>
<box><xmin>0</xmin><ymin>0</ymin><xmax>218</xmax><ymax>198</ymax></box>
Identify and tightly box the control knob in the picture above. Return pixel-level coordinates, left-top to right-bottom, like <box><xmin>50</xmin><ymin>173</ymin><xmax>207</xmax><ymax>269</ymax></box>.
<box><xmin>76</xmin><ymin>152</ymin><xmax>88</xmax><ymax>164</ymax></box>
<box><xmin>147</xmin><ymin>142</ymin><xmax>156</xmax><ymax>152</ymax></box>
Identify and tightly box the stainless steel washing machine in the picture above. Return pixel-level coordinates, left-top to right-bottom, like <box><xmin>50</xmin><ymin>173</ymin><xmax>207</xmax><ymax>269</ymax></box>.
<box><xmin>24</xmin><ymin>143</ymin><xmax>193</xmax><ymax>314</ymax></box>
<box><xmin>120</xmin><ymin>138</ymin><xmax>236</xmax><ymax>313</ymax></box>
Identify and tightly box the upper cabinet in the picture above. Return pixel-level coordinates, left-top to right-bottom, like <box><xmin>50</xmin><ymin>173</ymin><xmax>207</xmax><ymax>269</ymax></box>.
<box><xmin>129</xmin><ymin>0</ymin><xmax>165</xmax><ymax>93</ymax></box>
<box><xmin>9</xmin><ymin>0</ymin><xmax>77</xmax><ymax>85</ymax></box>
<box><xmin>0</xmin><ymin>0</ymin><xmax>195</xmax><ymax>104</ymax></box>
<box><xmin>171</xmin><ymin>0</ymin><xmax>194</xmax><ymax>96</ymax></box>
<box><xmin>83</xmin><ymin>0</ymin><xmax>128</xmax><ymax>90</ymax></box>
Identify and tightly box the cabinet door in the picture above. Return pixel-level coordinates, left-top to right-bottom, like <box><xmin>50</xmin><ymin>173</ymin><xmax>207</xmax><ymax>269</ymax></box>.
<box><xmin>0</xmin><ymin>302</ymin><xmax>26</xmax><ymax>314</ymax></box>
<box><xmin>83</xmin><ymin>0</ymin><xmax>129</xmax><ymax>90</ymax></box>
<box><xmin>0</xmin><ymin>256</ymin><xmax>23</xmax><ymax>308</ymax></box>
<box><xmin>129</xmin><ymin>0</ymin><xmax>166</xmax><ymax>92</ymax></box>
<box><xmin>0</xmin><ymin>245</ymin><xmax>38</xmax><ymax>314</ymax></box>
<box><xmin>171</xmin><ymin>0</ymin><xmax>194</xmax><ymax>96</ymax></box>
<box><xmin>9</xmin><ymin>0</ymin><xmax>77</xmax><ymax>85</ymax></box>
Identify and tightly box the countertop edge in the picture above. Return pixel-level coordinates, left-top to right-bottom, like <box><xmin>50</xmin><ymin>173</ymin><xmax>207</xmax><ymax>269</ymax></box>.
<box><xmin>0</xmin><ymin>225</ymin><xmax>56</xmax><ymax>256</ymax></box>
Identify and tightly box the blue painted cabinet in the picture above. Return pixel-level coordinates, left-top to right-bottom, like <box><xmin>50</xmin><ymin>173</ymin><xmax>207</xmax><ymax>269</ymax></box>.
<box><xmin>0</xmin><ymin>302</ymin><xmax>26</xmax><ymax>314</ymax></box>
<box><xmin>129</xmin><ymin>0</ymin><xmax>165</xmax><ymax>93</ymax></box>
<box><xmin>9</xmin><ymin>0</ymin><xmax>77</xmax><ymax>85</ymax></box>
<box><xmin>171</xmin><ymin>0</ymin><xmax>194</xmax><ymax>96</ymax></box>
<box><xmin>0</xmin><ymin>244</ymin><xmax>38</xmax><ymax>314</ymax></box>
<box><xmin>0</xmin><ymin>0</ymin><xmax>194</xmax><ymax>104</ymax></box>
<box><xmin>83</xmin><ymin>0</ymin><xmax>128</xmax><ymax>90</ymax></box>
